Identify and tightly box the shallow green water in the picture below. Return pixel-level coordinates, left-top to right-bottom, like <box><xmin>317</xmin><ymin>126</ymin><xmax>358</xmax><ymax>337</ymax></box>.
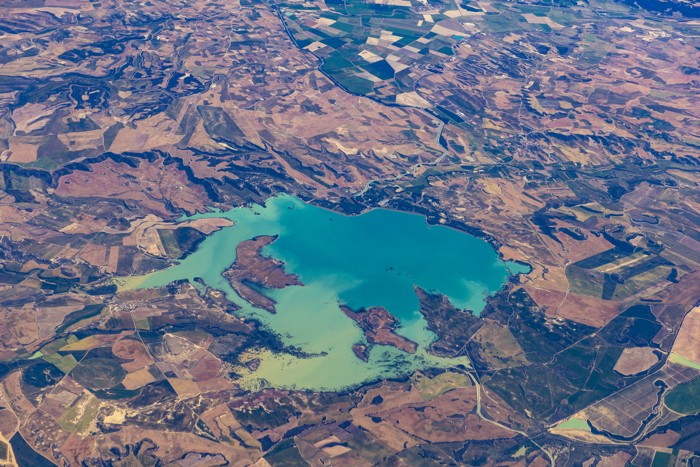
<box><xmin>121</xmin><ymin>195</ymin><xmax>527</xmax><ymax>391</ymax></box>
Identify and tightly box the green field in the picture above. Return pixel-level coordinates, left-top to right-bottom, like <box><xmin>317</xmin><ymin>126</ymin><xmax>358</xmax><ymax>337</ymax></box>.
<box><xmin>58</xmin><ymin>395</ymin><xmax>101</xmax><ymax>433</ymax></box>
<box><xmin>651</xmin><ymin>451</ymin><xmax>673</xmax><ymax>467</ymax></box>
<box><xmin>413</xmin><ymin>371</ymin><xmax>472</xmax><ymax>401</ymax></box>
<box><xmin>282</xmin><ymin>0</ymin><xmax>462</xmax><ymax>101</ymax></box>
<box><xmin>664</xmin><ymin>377</ymin><xmax>700</xmax><ymax>414</ymax></box>
<box><xmin>43</xmin><ymin>353</ymin><xmax>79</xmax><ymax>374</ymax></box>
<box><xmin>556</xmin><ymin>417</ymin><xmax>590</xmax><ymax>431</ymax></box>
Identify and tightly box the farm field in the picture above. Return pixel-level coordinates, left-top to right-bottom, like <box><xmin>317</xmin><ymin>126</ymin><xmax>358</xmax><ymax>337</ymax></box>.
<box><xmin>0</xmin><ymin>0</ymin><xmax>697</xmax><ymax>464</ymax></box>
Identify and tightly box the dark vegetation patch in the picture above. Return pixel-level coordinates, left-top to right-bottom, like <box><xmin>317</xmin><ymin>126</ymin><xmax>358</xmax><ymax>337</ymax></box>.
<box><xmin>263</xmin><ymin>438</ymin><xmax>309</xmax><ymax>466</ymax></box>
<box><xmin>482</xmin><ymin>291</ymin><xmax>658</xmax><ymax>421</ymax></box>
<box><xmin>71</xmin><ymin>357</ymin><xmax>126</xmax><ymax>390</ymax></box>
<box><xmin>22</xmin><ymin>361</ymin><xmax>63</xmax><ymax>388</ymax></box>
<box><xmin>10</xmin><ymin>433</ymin><xmax>54</xmax><ymax>467</ymax></box>
<box><xmin>489</xmin><ymin>288</ymin><xmax>595</xmax><ymax>364</ymax></box>
<box><xmin>416</xmin><ymin>287</ymin><xmax>483</xmax><ymax>357</ymax></box>
<box><xmin>55</xmin><ymin>304</ymin><xmax>104</xmax><ymax>333</ymax></box>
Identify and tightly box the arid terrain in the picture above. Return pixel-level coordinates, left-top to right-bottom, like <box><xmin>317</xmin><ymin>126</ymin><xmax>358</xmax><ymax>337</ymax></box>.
<box><xmin>0</xmin><ymin>0</ymin><xmax>698</xmax><ymax>465</ymax></box>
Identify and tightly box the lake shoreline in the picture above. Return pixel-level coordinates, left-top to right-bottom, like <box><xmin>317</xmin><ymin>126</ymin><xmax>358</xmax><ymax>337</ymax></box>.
<box><xmin>116</xmin><ymin>194</ymin><xmax>527</xmax><ymax>391</ymax></box>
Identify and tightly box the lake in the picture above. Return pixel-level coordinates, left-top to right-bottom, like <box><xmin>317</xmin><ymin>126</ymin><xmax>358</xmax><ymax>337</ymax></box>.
<box><xmin>120</xmin><ymin>195</ymin><xmax>528</xmax><ymax>391</ymax></box>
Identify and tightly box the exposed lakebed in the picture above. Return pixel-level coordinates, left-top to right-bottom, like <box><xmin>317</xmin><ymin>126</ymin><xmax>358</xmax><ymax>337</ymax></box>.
<box><xmin>121</xmin><ymin>195</ymin><xmax>528</xmax><ymax>391</ymax></box>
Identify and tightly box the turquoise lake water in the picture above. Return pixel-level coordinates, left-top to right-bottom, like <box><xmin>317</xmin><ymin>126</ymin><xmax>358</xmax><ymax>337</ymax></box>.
<box><xmin>121</xmin><ymin>195</ymin><xmax>527</xmax><ymax>391</ymax></box>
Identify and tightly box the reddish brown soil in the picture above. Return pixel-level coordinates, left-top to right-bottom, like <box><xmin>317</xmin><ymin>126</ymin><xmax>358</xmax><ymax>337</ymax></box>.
<box><xmin>341</xmin><ymin>305</ymin><xmax>418</xmax><ymax>354</ymax></box>
<box><xmin>352</xmin><ymin>343</ymin><xmax>370</xmax><ymax>362</ymax></box>
<box><xmin>373</xmin><ymin>387</ymin><xmax>515</xmax><ymax>442</ymax></box>
<box><xmin>189</xmin><ymin>355</ymin><xmax>222</xmax><ymax>381</ymax></box>
<box><xmin>223</xmin><ymin>235</ymin><xmax>302</xmax><ymax>313</ymax></box>
<box><xmin>525</xmin><ymin>286</ymin><xmax>621</xmax><ymax>328</ymax></box>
